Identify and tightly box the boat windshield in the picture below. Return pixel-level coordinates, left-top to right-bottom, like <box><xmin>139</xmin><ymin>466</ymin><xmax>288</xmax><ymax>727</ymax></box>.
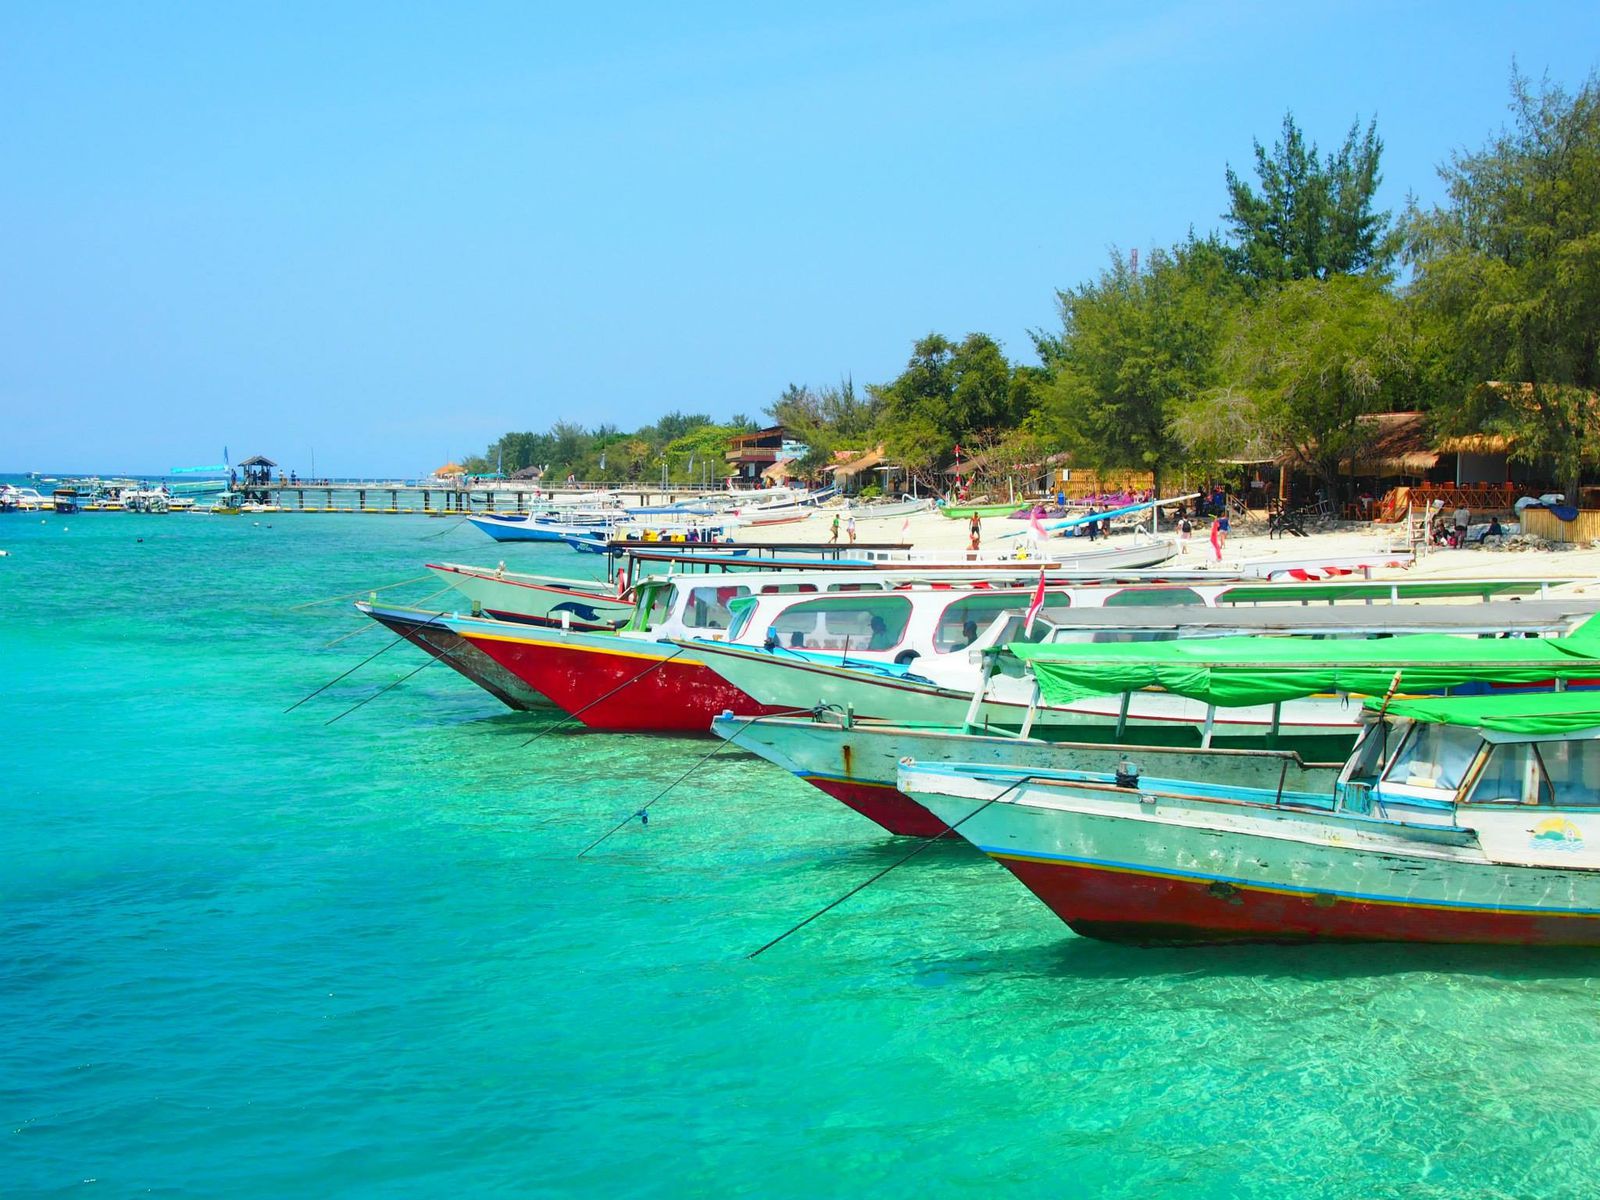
<box><xmin>1382</xmin><ymin>721</ymin><xmax>1482</xmax><ymax>793</ymax></box>
<box><xmin>682</xmin><ymin>583</ymin><xmax>749</xmax><ymax>631</ymax></box>
<box><xmin>768</xmin><ymin>594</ymin><xmax>913</xmax><ymax>652</ymax></box>
<box><xmin>933</xmin><ymin>591</ymin><xmax>1074</xmax><ymax>652</ymax></box>
<box><xmin>638</xmin><ymin>583</ymin><xmax>674</xmax><ymax>632</ymax></box>
<box><xmin>1102</xmin><ymin>586</ymin><xmax>1205</xmax><ymax>607</ymax></box>
<box><xmin>1468</xmin><ymin>738</ymin><xmax>1600</xmax><ymax>807</ymax></box>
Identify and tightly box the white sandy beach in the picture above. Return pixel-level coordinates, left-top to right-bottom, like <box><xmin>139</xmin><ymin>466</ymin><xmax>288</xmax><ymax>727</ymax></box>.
<box><xmin>731</xmin><ymin>503</ymin><xmax>1600</xmax><ymax>591</ymax></box>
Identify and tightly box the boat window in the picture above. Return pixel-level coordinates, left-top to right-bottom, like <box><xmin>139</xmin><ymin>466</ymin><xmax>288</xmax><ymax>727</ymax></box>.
<box><xmin>758</xmin><ymin>583</ymin><xmax>818</xmax><ymax>594</ymax></box>
<box><xmin>725</xmin><ymin>596</ymin><xmax>760</xmax><ymax>642</ymax></box>
<box><xmin>767</xmin><ymin>594</ymin><xmax>912</xmax><ymax>652</ymax></box>
<box><xmin>1466</xmin><ymin>743</ymin><xmax>1548</xmax><ymax>806</ymax></box>
<box><xmin>1536</xmin><ymin>739</ymin><xmax>1600</xmax><ymax>807</ymax></box>
<box><xmin>933</xmin><ymin>592</ymin><xmax>1072</xmax><ymax>652</ymax></box>
<box><xmin>683</xmin><ymin>584</ymin><xmax>749</xmax><ymax>631</ymax></box>
<box><xmin>1382</xmin><ymin>722</ymin><xmax>1481</xmax><ymax>792</ymax></box>
<box><xmin>825</xmin><ymin>581</ymin><xmax>885</xmax><ymax>592</ymax></box>
<box><xmin>1344</xmin><ymin>721</ymin><xmax>1395</xmax><ymax>784</ymax></box>
<box><xmin>1102</xmin><ymin>587</ymin><xmax>1205</xmax><ymax>608</ymax></box>
<box><xmin>635</xmin><ymin>584</ymin><xmax>674</xmax><ymax>632</ymax></box>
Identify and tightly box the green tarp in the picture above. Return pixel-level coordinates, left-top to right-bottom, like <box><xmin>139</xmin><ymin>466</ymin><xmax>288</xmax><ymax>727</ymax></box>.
<box><xmin>1011</xmin><ymin>620</ymin><xmax>1600</xmax><ymax>708</ymax></box>
<box><xmin>1372</xmin><ymin>692</ymin><xmax>1600</xmax><ymax>737</ymax></box>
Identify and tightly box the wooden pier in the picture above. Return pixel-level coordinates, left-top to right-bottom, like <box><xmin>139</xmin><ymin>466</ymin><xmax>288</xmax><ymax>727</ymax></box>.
<box><xmin>244</xmin><ymin>484</ymin><xmax>739</xmax><ymax>515</ymax></box>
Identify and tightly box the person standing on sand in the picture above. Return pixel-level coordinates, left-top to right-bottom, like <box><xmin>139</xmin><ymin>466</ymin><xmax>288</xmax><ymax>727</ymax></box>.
<box><xmin>968</xmin><ymin>512</ymin><xmax>981</xmax><ymax>551</ymax></box>
<box><xmin>1210</xmin><ymin>516</ymin><xmax>1225</xmax><ymax>562</ymax></box>
<box><xmin>846</xmin><ymin>514</ymin><xmax>857</xmax><ymax>544</ymax></box>
<box><xmin>829</xmin><ymin>513</ymin><xmax>840</xmax><ymax>543</ymax></box>
<box><xmin>1179</xmin><ymin>515</ymin><xmax>1192</xmax><ymax>554</ymax></box>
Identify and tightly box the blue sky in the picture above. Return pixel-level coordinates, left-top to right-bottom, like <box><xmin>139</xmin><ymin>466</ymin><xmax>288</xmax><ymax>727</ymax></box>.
<box><xmin>3</xmin><ymin>1</ymin><xmax>1595</xmax><ymax>477</ymax></box>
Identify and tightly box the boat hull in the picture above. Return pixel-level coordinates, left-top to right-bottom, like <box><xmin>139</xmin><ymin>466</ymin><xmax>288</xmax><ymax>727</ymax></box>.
<box><xmin>901</xmin><ymin>766</ymin><xmax>1600</xmax><ymax>946</ymax></box>
<box><xmin>457</xmin><ymin>626</ymin><xmax>785</xmax><ymax>733</ymax></box>
<box><xmin>359</xmin><ymin>604</ymin><xmax>555</xmax><ymax>711</ymax></box>
<box><xmin>713</xmin><ymin>714</ymin><xmax>1345</xmax><ymax>838</ymax></box>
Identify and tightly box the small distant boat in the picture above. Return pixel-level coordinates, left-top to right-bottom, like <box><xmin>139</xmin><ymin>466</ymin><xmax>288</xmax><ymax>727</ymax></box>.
<box><xmin>1</xmin><ymin>486</ymin><xmax>55</xmax><ymax>512</ymax></box>
<box><xmin>841</xmin><ymin>497</ymin><xmax>932</xmax><ymax>521</ymax></box>
<box><xmin>466</xmin><ymin>514</ymin><xmax>610</xmax><ymax>544</ymax></box>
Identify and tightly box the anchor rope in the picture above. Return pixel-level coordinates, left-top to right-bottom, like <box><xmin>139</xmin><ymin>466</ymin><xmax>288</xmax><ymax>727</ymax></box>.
<box><xmin>288</xmin><ymin>575</ymin><xmax>432</xmax><ymax>610</ymax></box>
<box><xmin>323</xmin><ymin>655</ymin><xmax>440</xmax><ymax>725</ymax></box>
<box><xmin>747</xmin><ymin>773</ymin><xmax>1035</xmax><ymax>960</ymax></box>
<box><xmin>576</xmin><ymin>707</ymin><xmax>819</xmax><ymax>858</ymax></box>
<box><xmin>321</xmin><ymin>586</ymin><xmax>456</xmax><ymax>648</ymax></box>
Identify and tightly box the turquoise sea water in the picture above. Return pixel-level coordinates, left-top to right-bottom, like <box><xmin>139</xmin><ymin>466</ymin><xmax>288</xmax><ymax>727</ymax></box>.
<box><xmin>6</xmin><ymin>498</ymin><xmax>1600</xmax><ymax>1198</ymax></box>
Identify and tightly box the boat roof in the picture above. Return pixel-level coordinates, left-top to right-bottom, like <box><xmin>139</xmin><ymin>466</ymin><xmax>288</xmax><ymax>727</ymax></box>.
<box><xmin>1214</xmin><ymin>578</ymin><xmax>1568</xmax><ymax>603</ymax></box>
<box><xmin>1372</xmin><ymin>692</ymin><xmax>1600</xmax><ymax>738</ymax></box>
<box><xmin>1032</xmin><ymin>598</ymin><xmax>1600</xmax><ymax>637</ymax></box>
<box><xmin>1010</xmin><ymin>616</ymin><xmax>1600</xmax><ymax>707</ymax></box>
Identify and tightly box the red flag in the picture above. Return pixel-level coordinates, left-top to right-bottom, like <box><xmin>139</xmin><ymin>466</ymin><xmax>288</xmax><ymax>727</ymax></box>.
<box><xmin>1024</xmin><ymin>566</ymin><xmax>1048</xmax><ymax>636</ymax></box>
<box><xmin>953</xmin><ymin>444</ymin><xmax>962</xmax><ymax>457</ymax></box>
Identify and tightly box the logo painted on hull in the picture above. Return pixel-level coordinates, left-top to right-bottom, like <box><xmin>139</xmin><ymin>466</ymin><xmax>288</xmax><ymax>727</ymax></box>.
<box><xmin>551</xmin><ymin>601</ymin><xmax>603</xmax><ymax>622</ymax></box>
<box><xmin>1531</xmin><ymin>818</ymin><xmax>1584</xmax><ymax>852</ymax></box>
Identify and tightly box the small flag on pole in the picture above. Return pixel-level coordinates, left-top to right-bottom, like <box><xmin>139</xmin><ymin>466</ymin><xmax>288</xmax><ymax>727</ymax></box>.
<box><xmin>1024</xmin><ymin>566</ymin><xmax>1047</xmax><ymax>636</ymax></box>
<box><xmin>900</xmin><ymin>516</ymin><xmax>911</xmax><ymax>542</ymax></box>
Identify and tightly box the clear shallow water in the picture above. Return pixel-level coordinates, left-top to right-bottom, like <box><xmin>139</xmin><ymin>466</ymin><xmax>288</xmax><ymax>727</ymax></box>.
<box><xmin>5</xmin><ymin>500</ymin><xmax>1600</xmax><ymax>1198</ymax></box>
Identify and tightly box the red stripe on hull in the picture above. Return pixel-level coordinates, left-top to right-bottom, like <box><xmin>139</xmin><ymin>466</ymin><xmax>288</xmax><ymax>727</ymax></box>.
<box><xmin>807</xmin><ymin>777</ymin><xmax>959</xmax><ymax>839</ymax></box>
<box><xmin>461</xmin><ymin>636</ymin><xmax>781</xmax><ymax>733</ymax></box>
<box><xmin>999</xmin><ymin>857</ymin><xmax>1600</xmax><ymax>947</ymax></box>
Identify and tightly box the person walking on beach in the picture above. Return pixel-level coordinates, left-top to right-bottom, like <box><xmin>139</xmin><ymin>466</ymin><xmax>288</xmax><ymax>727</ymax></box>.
<box><xmin>846</xmin><ymin>514</ymin><xmax>857</xmax><ymax>544</ymax></box>
<box><xmin>968</xmin><ymin>512</ymin><xmax>981</xmax><ymax>551</ymax></box>
<box><xmin>829</xmin><ymin>513</ymin><xmax>840</xmax><ymax>543</ymax></box>
<box><xmin>1179</xmin><ymin>515</ymin><xmax>1192</xmax><ymax>554</ymax></box>
<box><xmin>1453</xmin><ymin>504</ymin><xmax>1471</xmax><ymax>547</ymax></box>
<box><xmin>1210</xmin><ymin>516</ymin><xmax>1226</xmax><ymax>562</ymax></box>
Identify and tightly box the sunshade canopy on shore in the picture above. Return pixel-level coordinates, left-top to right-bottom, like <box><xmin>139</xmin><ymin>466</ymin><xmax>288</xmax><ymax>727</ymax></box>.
<box><xmin>1010</xmin><ymin>617</ymin><xmax>1600</xmax><ymax>707</ymax></box>
<box><xmin>1372</xmin><ymin>692</ymin><xmax>1600</xmax><ymax>737</ymax></box>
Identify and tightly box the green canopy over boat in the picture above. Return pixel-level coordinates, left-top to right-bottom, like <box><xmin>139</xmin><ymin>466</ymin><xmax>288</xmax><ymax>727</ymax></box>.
<box><xmin>1371</xmin><ymin>691</ymin><xmax>1600</xmax><ymax>737</ymax></box>
<box><xmin>1010</xmin><ymin>616</ymin><xmax>1600</xmax><ymax>707</ymax></box>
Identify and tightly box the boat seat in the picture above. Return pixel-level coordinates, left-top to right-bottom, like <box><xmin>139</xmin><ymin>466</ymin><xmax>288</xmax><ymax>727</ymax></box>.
<box><xmin>1404</xmin><ymin>761</ymin><xmax>1440</xmax><ymax>788</ymax></box>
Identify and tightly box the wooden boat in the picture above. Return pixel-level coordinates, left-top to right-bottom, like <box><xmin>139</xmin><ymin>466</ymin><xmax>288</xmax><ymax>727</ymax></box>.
<box><xmin>939</xmin><ymin>502</ymin><xmax>1029</xmax><ymax>520</ymax></box>
<box><xmin>600</xmin><ymin>535</ymin><xmax>1182</xmax><ymax>571</ymax></box>
<box><xmin>899</xmin><ymin>691</ymin><xmax>1600</xmax><ymax>946</ymax></box>
<box><xmin>466</xmin><ymin>514</ymin><xmax>613</xmax><ymax>544</ymax></box>
<box><xmin>707</xmin><ymin>597</ymin><xmax>1600</xmax><ymax>837</ymax></box>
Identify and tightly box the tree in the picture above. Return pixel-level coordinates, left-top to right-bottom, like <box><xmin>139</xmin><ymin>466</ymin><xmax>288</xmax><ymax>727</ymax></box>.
<box><xmin>1224</xmin><ymin>113</ymin><xmax>1397</xmax><ymax>284</ymax></box>
<box><xmin>870</xmin><ymin>333</ymin><xmax>1028</xmax><ymax>478</ymax></box>
<box><xmin>1222</xmin><ymin>274</ymin><xmax>1413</xmax><ymax>499</ymax></box>
<box><xmin>1405</xmin><ymin>69</ymin><xmax>1600</xmax><ymax>496</ymax></box>
<box><xmin>662</xmin><ymin>424</ymin><xmax>735</xmax><ymax>485</ymax></box>
<box><xmin>1034</xmin><ymin>238</ymin><xmax>1239</xmax><ymax>496</ymax></box>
